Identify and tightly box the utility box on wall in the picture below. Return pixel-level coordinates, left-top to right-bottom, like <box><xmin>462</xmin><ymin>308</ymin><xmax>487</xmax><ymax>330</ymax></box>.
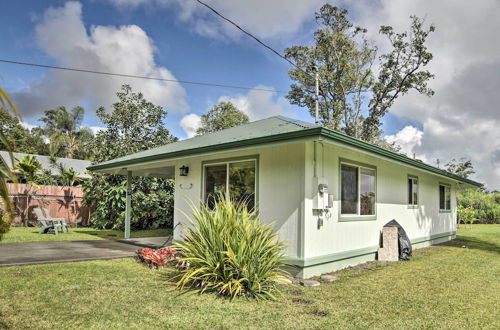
<box><xmin>312</xmin><ymin>177</ymin><xmax>329</xmax><ymax>211</ymax></box>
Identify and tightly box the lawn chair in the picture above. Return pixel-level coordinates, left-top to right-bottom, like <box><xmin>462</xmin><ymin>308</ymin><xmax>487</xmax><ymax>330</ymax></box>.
<box><xmin>43</xmin><ymin>208</ymin><xmax>69</xmax><ymax>233</ymax></box>
<box><xmin>34</xmin><ymin>208</ymin><xmax>63</xmax><ymax>235</ymax></box>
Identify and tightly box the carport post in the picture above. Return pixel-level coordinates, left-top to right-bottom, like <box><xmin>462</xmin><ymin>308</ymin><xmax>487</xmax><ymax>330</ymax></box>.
<box><xmin>124</xmin><ymin>170</ymin><xmax>132</xmax><ymax>239</ymax></box>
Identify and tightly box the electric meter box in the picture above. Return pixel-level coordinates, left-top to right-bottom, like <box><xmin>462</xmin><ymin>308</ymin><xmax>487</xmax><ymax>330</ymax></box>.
<box><xmin>313</xmin><ymin>177</ymin><xmax>329</xmax><ymax>211</ymax></box>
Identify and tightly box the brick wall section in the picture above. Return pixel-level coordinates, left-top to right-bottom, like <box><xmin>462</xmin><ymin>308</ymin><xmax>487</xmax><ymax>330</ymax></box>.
<box><xmin>7</xmin><ymin>183</ymin><xmax>93</xmax><ymax>226</ymax></box>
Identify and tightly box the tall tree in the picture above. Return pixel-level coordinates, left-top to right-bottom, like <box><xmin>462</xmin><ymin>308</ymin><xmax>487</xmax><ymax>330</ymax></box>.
<box><xmin>39</xmin><ymin>106</ymin><xmax>93</xmax><ymax>159</ymax></box>
<box><xmin>446</xmin><ymin>158</ymin><xmax>475</xmax><ymax>179</ymax></box>
<box><xmin>196</xmin><ymin>101</ymin><xmax>249</xmax><ymax>135</ymax></box>
<box><xmin>285</xmin><ymin>4</ymin><xmax>435</xmax><ymax>145</ymax></box>
<box><xmin>92</xmin><ymin>85</ymin><xmax>175</xmax><ymax>161</ymax></box>
<box><xmin>0</xmin><ymin>108</ymin><xmax>37</xmax><ymax>154</ymax></box>
<box><xmin>84</xmin><ymin>85</ymin><xmax>176</xmax><ymax>230</ymax></box>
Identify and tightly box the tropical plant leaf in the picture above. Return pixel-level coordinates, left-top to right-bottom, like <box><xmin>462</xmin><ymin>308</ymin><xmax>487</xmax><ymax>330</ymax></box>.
<box><xmin>0</xmin><ymin>87</ymin><xmax>21</xmax><ymax>239</ymax></box>
<box><xmin>175</xmin><ymin>194</ymin><xmax>288</xmax><ymax>300</ymax></box>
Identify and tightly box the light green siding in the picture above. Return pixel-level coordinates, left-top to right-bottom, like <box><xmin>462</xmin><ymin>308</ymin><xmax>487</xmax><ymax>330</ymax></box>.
<box><xmin>172</xmin><ymin>142</ymin><xmax>306</xmax><ymax>259</ymax></box>
<box><xmin>302</xmin><ymin>140</ymin><xmax>457</xmax><ymax>266</ymax></box>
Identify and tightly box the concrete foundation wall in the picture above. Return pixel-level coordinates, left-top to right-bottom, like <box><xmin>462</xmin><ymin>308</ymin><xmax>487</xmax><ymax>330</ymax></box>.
<box><xmin>291</xmin><ymin>233</ymin><xmax>456</xmax><ymax>278</ymax></box>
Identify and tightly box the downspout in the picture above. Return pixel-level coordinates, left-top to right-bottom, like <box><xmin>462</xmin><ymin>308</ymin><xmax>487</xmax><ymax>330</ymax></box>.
<box><xmin>313</xmin><ymin>138</ymin><xmax>325</xmax><ymax>178</ymax></box>
<box><xmin>313</xmin><ymin>141</ymin><xmax>317</xmax><ymax>178</ymax></box>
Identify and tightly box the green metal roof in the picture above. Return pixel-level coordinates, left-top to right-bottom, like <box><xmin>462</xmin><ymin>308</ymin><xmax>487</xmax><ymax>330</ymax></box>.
<box><xmin>87</xmin><ymin>116</ymin><xmax>482</xmax><ymax>187</ymax></box>
<box><xmin>0</xmin><ymin>151</ymin><xmax>92</xmax><ymax>179</ymax></box>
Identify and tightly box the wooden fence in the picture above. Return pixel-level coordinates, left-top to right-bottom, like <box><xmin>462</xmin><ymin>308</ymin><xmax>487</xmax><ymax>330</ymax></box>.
<box><xmin>7</xmin><ymin>183</ymin><xmax>93</xmax><ymax>226</ymax></box>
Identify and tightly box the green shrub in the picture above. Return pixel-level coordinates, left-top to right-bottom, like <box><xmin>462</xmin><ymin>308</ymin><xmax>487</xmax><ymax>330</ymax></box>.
<box><xmin>175</xmin><ymin>196</ymin><xmax>288</xmax><ymax>300</ymax></box>
<box><xmin>0</xmin><ymin>211</ymin><xmax>11</xmax><ymax>241</ymax></box>
<box><xmin>457</xmin><ymin>189</ymin><xmax>500</xmax><ymax>224</ymax></box>
<box><xmin>84</xmin><ymin>175</ymin><xmax>174</xmax><ymax>230</ymax></box>
<box><xmin>458</xmin><ymin>205</ymin><xmax>476</xmax><ymax>227</ymax></box>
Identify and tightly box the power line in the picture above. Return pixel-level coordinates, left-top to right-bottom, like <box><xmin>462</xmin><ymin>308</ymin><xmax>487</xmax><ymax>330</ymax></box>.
<box><xmin>195</xmin><ymin>0</ymin><xmax>299</xmax><ymax>69</ymax></box>
<box><xmin>194</xmin><ymin>1</ymin><xmax>321</xmax><ymax>121</ymax></box>
<box><xmin>0</xmin><ymin>59</ymin><xmax>286</xmax><ymax>94</ymax></box>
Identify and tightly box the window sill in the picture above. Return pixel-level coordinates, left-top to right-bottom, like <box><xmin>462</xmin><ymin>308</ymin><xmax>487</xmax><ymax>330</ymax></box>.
<box><xmin>439</xmin><ymin>210</ymin><xmax>452</xmax><ymax>213</ymax></box>
<box><xmin>407</xmin><ymin>205</ymin><xmax>419</xmax><ymax>209</ymax></box>
<box><xmin>339</xmin><ymin>215</ymin><xmax>376</xmax><ymax>222</ymax></box>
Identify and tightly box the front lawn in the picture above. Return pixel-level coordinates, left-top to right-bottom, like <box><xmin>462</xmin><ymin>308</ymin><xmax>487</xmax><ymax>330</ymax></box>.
<box><xmin>0</xmin><ymin>225</ymin><xmax>498</xmax><ymax>329</ymax></box>
<box><xmin>0</xmin><ymin>227</ymin><xmax>171</xmax><ymax>243</ymax></box>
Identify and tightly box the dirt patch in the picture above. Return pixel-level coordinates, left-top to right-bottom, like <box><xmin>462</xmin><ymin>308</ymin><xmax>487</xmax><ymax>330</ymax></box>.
<box><xmin>310</xmin><ymin>309</ymin><xmax>329</xmax><ymax>317</ymax></box>
<box><xmin>286</xmin><ymin>289</ymin><xmax>304</xmax><ymax>296</ymax></box>
<box><xmin>292</xmin><ymin>298</ymin><xmax>313</xmax><ymax>305</ymax></box>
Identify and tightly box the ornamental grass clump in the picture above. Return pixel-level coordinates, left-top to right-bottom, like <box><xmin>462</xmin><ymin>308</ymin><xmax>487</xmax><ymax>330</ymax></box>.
<box><xmin>175</xmin><ymin>196</ymin><xmax>288</xmax><ymax>300</ymax></box>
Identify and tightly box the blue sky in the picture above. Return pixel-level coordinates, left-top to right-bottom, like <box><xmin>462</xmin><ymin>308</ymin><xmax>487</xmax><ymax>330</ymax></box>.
<box><xmin>1</xmin><ymin>0</ymin><xmax>412</xmax><ymax>139</ymax></box>
<box><xmin>2</xmin><ymin>0</ymin><xmax>500</xmax><ymax>188</ymax></box>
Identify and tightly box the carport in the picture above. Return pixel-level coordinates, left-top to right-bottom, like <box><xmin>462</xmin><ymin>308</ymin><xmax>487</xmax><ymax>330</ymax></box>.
<box><xmin>88</xmin><ymin>162</ymin><xmax>175</xmax><ymax>239</ymax></box>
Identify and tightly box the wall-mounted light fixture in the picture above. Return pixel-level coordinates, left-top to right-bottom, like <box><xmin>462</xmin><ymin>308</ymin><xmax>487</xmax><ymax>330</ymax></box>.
<box><xmin>179</xmin><ymin>165</ymin><xmax>189</xmax><ymax>176</ymax></box>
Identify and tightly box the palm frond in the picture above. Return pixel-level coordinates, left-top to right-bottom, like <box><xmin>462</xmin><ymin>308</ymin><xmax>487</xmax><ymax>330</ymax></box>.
<box><xmin>0</xmin><ymin>87</ymin><xmax>21</xmax><ymax>239</ymax></box>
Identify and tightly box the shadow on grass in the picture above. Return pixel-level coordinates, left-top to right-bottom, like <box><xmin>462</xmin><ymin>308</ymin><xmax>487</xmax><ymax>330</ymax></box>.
<box><xmin>72</xmin><ymin>230</ymin><xmax>121</xmax><ymax>240</ymax></box>
<box><xmin>150</xmin><ymin>264</ymin><xmax>201</xmax><ymax>299</ymax></box>
<box><xmin>440</xmin><ymin>236</ymin><xmax>500</xmax><ymax>255</ymax></box>
<box><xmin>0</xmin><ymin>311</ymin><xmax>10</xmax><ymax>329</ymax></box>
<box><xmin>72</xmin><ymin>228</ymin><xmax>173</xmax><ymax>240</ymax></box>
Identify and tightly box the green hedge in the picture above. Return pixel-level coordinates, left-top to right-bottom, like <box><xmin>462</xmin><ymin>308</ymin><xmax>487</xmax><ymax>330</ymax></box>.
<box><xmin>457</xmin><ymin>189</ymin><xmax>500</xmax><ymax>224</ymax></box>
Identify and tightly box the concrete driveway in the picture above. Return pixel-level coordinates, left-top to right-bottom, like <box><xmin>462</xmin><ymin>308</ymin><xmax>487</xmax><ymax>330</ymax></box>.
<box><xmin>0</xmin><ymin>240</ymin><xmax>141</xmax><ymax>267</ymax></box>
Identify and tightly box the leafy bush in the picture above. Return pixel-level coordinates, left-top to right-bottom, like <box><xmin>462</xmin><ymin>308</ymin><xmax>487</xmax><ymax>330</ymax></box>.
<box><xmin>458</xmin><ymin>205</ymin><xmax>476</xmax><ymax>226</ymax></box>
<box><xmin>136</xmin><ymin>247</ymin><xmax>176</xmax><ymax>268</ymax></box>
<box><xmin>0</xmin><ymin>211</ymin><xmax>11</xmax><ymax>241</ymax></box>
<box><xmin>175</xmin><ymin>196</ymin><xmax>288</xmax><ymax>300</ymax></box>
<box><xmin>457</xmin><ymin>189</ymin><xmax>500</xmax><ymax>224</ymax></box>
<box><xmin>83</xmin><ymin>85</ymin><xmax>176</xmax><ymax>230</ymax></box>
<box><xmin>85</xmin><ymin>176</ymin><xmax>174</xmax><ymax>230</ymax></box>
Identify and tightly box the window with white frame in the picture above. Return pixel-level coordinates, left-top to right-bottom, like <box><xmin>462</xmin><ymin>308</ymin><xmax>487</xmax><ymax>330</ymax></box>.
<box><xmin>340</xmin><ymin>162</ymin><xmax>376</xmax><ymax>216</ymax></box>
<box><xmin>439</xmin><ymin>183</ymin><xmax>451</xmax><ymax>211</ymax></box>
<box><xmin>408</xmin><ymin>175</ymin><xmax>418</xmax><ymax>206</ymax></box>
<box><xmin>204</xmin><ymin>159</ymin><xmax>256</xmax><ymax>210</ymax></box>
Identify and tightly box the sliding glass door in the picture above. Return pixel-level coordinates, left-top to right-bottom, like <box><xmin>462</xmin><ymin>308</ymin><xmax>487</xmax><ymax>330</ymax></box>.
<box><xmin>204</xmin><ymin>159</ymin><xmax>256</xmax><ymax>210</ymax></box>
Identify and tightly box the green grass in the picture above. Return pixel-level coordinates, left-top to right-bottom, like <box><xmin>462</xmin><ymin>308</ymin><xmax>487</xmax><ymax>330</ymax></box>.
<box><xmin>0</xmin><ymin>225</ymin><xmax>498</xmax><ymax>329</ymax></box>
<box><xmin>0</xmin><ymin>227</ymin><xmax>172</xmax><ymax>243</ymax></box>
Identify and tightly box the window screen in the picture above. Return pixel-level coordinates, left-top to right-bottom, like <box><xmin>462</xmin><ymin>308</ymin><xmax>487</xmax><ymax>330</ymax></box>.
<box><xmin>205</xmin><ymin>164</ymin><xmax>227</xmax><ymax>209</ymax></box>
<box><xmin>439</xmin><ymin>184</ymin><xmax>451</xmax><ymax>211</ymax></box>
<box><xmin>204</xmin><ymin>160</ymin><xmax>256</xmax><ymax>210</ymax></box>
<box><xmin>229</xmin><ymin>161</ymin><xmax>256</xmax><ymax>210</ymax></box>
<box><xmin>341</xmin><ymin>164</ymin><xmax>359</xmax><ymax>214</ymax></box>
<box><xmin>408</xmin><ymin>176</ymin><xmax>418</xmax><ymax>205</ymax></box>
<box><xmin>360</xmin><ymin>168</ymin><xmax>376</xmax><ymax>215</ymax></box>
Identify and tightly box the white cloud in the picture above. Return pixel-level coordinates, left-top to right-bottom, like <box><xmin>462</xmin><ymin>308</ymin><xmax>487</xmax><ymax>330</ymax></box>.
<box><xmin>179</xmin><ymin>85</ymin><xmax>293</xmax><ymax>138</ymax></box>
<box><xmin>88</xmin><ymin>126</ymin><xmax>106</xmax><ymax>136</ymax></box>
<box><xmin>108</xmin><ymin>0</ymin><xmax>324</xmax><ymax>41</ymax></box>
<box><xmin>12</xmin><ymin>1</ymin><xmax>188</xmax><ymax>120</ymax></box>
<box><xmin>218</xmin><ymin>85</ymin><xmax>292</xmax><ymax>120</ymax></box>
<box><xmin>20</xmin><ymin>122</ymin><xmax>38</xmax><ymax>131</ymax></box>
<box><xmin>180</xmin><ymin>113</ymin><xmax>202</xmax><ymax>138</ymax></box>
<box><xmin>384</xmin><ymin>126</ymin><xmax>423</xmax><ymax>158</ymax></box>
<box><xmin>346</xmin><ymin>0</ymin><xmax>500</xmax><ymax>189</ymax></box>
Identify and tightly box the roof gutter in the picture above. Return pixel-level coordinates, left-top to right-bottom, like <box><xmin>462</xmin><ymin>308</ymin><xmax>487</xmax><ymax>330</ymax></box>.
<box><xmin>318</xmin><ymin>128</ymin><xmax>482</xmax><ymax>187</ymax></box>
<box><xmin>87</xmin><ymin>128</ymin><xmax>324</xmax><ymax>172</ymax></box>
<box><xmin>88</xmin><ymin>126</ymin><xmax>482</xmax><ymax>188</ymax></box>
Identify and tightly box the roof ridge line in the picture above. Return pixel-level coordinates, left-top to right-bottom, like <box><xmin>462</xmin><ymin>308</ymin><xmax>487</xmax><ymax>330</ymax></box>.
<box><xmin>275</xmin><ymin>116</ymin><xmax>317</xmax><ymax>129</ymax></box>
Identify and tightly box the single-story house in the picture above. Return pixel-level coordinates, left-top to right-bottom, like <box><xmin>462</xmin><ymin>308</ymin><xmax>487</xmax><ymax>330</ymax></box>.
<box><xmin>87</xmin><ymin>116</ymin><xmax>481</xmax><ymax>278</ymax></box>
